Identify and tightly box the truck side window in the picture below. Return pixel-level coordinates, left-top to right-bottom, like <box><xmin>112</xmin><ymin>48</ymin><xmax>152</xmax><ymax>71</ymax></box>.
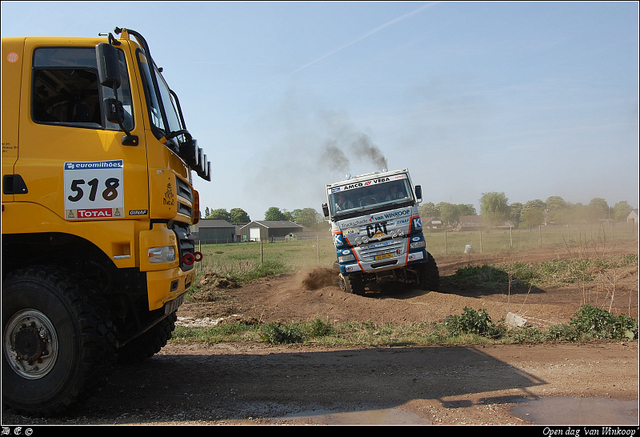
<box><xmin>32</xmin><ymin>47</ymin><xmax>133</xmax><ymax>131</ymax></box>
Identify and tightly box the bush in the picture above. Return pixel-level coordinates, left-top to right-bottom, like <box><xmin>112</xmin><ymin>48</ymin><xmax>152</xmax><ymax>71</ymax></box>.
<box><xmin>546</xmin><ymin>324</ymin><xmax>581</xmax><ymax>342</ymax></box>
<box><xmin>308</xmin><ymin>318</ymin><xmax>333</xmax><ymax>338</ymax></box>
<box><xmin>444</xmin><ymin>307</ymin><xmax>504</xmax><ymax>338</ymax></box>
<box><xmin>570</xmin><ymin>304</ymin><xmax>638</xmax><ymax>340</ymax></box>
<box><xmin>260</xmin><ymin>323</ymin><xmax>304</xmax><ymax>344</ymax></box>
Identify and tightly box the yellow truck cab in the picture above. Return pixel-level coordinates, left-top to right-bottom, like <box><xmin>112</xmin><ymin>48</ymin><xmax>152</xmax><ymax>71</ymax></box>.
<box><xmin>2</xmin><ymin>28</ymin><xmax>210</xmax><ymax>415</ymax></box>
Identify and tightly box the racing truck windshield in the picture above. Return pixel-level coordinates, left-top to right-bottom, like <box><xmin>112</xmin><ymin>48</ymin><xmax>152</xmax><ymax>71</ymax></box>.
<box><xmin>137</xmin><ymin>50</ymin><xmax>187</xmax><ymax>144</ymax></box>
<box><xmin>329</xmin><ymin>176</ymin><xmax>414</xmax><ymax>220</ymax></box>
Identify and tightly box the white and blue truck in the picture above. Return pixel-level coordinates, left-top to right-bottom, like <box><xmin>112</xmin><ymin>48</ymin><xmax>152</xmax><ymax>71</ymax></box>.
<box><xmin>322</xmin><ymin>168</ymin><xmax>439</xmax><ymax>295</ymax></box>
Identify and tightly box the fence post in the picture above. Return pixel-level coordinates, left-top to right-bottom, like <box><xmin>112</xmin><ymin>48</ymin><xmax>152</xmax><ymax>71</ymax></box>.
<box><xmin>539</xmin><ymin>225</ymin><xmax>542</xmax><ymax>246</ymax></box>
<box><xmin>444</xmin><ymin>231</ymin><xmax>447</xmax><ymax>254</ymax></box>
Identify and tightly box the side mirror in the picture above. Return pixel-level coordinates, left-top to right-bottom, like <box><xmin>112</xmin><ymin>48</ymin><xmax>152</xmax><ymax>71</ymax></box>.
<box><xmin>103</xmin><ymin>98</ymin><xmax>125</xmax><ymax>125</ymax></box>
<box><xmin>415</xmin><ymin>185</ymin><xmax>422</xmax><ymax>202</ymax></box>
<box><xmin>322</xmin><ymin>203</ymin><xmax>329</xmax><ymax>218</ymax></box>
<box><xmin>96</xmin><ymin>43</ymin><xmax>121</xmax><ymax>89</ymax></box>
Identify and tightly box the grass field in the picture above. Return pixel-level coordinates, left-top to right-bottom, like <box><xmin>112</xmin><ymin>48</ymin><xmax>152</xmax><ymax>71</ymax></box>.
<box><xmin>425</xmin><ymin>222</ymin><xmax>638</xmax><ymax>255</ymax></box>
<box><xmin>193</xmin><ymin>223</ymin><xmax>638</xmax><ymax>281</ymax></box>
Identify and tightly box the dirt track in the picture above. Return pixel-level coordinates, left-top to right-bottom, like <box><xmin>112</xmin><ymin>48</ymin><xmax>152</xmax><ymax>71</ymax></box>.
<box><xmin>2</xmin><ymin>241</ymin><xmax>638</xmax><ymax>425</ymax></box>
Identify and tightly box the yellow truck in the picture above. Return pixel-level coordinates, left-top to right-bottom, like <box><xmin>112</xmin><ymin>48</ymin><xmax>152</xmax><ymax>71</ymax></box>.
<box><xmin>2</xmin><ymin>27</ymin><xmax>210</xmax><ymax>415</ymax></box>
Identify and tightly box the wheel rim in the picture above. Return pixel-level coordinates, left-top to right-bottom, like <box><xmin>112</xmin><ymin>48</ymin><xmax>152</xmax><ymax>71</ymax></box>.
<box><xmin>338</xmin><ymin>274</ymin><xmax>347</xmax><ymax>292</ymax></box>
<box><xmin>3</xmin><ymin>309</ymin><xmax>59</xmax><ymax>380</ymax></box>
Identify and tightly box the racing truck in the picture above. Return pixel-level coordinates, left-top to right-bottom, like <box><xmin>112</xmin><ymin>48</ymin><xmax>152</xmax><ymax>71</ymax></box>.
<box><xmin>2</xmin><ymin>28</ymin><xmax>210</xmax><ymax>415</ymax></box>
<box><xmin>322</xmin><ymin>169</ymin><xmax>439</xmax><ymax>295</ymax></box>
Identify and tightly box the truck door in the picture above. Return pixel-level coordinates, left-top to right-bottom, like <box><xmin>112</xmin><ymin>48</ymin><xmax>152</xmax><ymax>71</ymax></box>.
<box><xmin>2</xmin><ymin>38</ymin><xmax>25</xmax><ymax>204</ymax></box>
<box><xmin>14</xmin><ymin>39</ymin><xmax>149</xmax><ymax>224</ymax></box>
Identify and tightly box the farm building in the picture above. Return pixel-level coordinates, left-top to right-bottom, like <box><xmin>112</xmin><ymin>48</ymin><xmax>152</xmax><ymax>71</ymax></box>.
<box><xmin>423</xmin><ymin>216</ymin><xmax>444</xmax><ymax>229</ymax></box>
<box><xmin>191</xmin><ymin>219</ymin><xmax>237</xmax><ymax>243</ymax></box>
<box><xmin>628</xmin><ymin>209</ymin><xmax>639</xmax><ymax>224</ymax></box>
<box><xmin>239</xmin><ymin>221</ymin><xmax>305</xmax><ymax>242</ymax></box>
<box><xmin>457</xmin><ymin>215</ymin><xmax>484</xmax><ymax>231</ymax></box>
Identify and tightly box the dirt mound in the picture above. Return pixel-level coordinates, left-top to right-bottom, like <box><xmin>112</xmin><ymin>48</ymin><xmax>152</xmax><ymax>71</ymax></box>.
<box><xmin>178</xmin><ymin>240</ymin><xmax>638</xmax><ymax>327</ymax></box>
<box><xmin>189</xmin><ymin>272</ymin><xmax>240</xmax><ymax>302</ymax></box>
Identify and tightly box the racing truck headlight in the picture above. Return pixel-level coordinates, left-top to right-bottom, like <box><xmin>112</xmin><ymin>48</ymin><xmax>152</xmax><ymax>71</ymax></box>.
<box><xmin>410</xmin><ymin>240</ymin><xmax>426</xmax><ymax>249</ymax></box>
<box><xmin>338</xmin><ymin>254</ymin><xmax>356</xmax><ymax>263</ymax></box>
<box><xmin>148</xmin><ymin>246</ymin><xmax>176</xmax><ymax>263</ymax></box>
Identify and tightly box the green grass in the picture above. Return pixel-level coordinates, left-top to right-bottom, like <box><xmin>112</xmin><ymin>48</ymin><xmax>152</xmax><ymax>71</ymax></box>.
<box><xmin>448</xmin><ymin>255</ymin><xmax>638</xmax><ymax>288</ymax></box>
<box><xmin>172</xmin><ymin>305</ymin><xmax>638</xmax><ymax>347</ymax></box>
<box><xmin>178</xmin><ymin>228</ymin><xmax>638</xmax><ymax>347</ymax></box>
<box><xmin>425</xmin><ymin>222</ymin><xmax>638</xmax><ymax>255</ymax></box>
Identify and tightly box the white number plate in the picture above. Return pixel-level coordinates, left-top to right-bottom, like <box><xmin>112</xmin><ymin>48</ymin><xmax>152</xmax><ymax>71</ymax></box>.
<box><xmin>64</xmin><ymin>160</ymin><xmax>124</xmax><ymax>220</ymax></box>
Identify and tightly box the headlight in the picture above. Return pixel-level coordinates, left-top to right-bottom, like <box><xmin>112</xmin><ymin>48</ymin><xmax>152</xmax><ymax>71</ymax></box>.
<box><xmin>148</xmin><ymin>246</ymin><xmax>176</xmax><ymax>263</ymax></box>
<box><xmin>339</xmin><ymin>254</ymin><xmax>356</xmax><ymax>263</ymax></box>
<box><xmin>409</xmin><ymin>240</ymin><xmax>426</xmax><ymax>249</ymax></box>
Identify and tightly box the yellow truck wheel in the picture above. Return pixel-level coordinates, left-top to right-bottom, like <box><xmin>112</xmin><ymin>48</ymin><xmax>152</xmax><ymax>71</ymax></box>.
<box><xmin>2</xmin><ymin>266</ymin><xmax>115</xmax><ymax>416</ymax></box>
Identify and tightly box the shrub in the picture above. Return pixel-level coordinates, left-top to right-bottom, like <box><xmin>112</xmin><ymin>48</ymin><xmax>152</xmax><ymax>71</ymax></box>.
<box><xmin>260</xmin><ymin>323</ymin><xmax>304</xmax><ymax>344</ymax></box>
<box><xmin>546</xmin><ymin>324</ymin><xmax>581</xmax><ymax>342</ymax></box>
<box><xmin>444</xmin><ymin>307</ymin><xmax>504</xmax><ymax>338</ymax></box>
<box><xmin>308</xmin><ymin>318</ymin><xmax>333</xmax><ymax>338</ymax></box>
<box><xmin>570</xmin><ymin>304</ymin><xmax>638</xmax><ymax>340</ymax></box>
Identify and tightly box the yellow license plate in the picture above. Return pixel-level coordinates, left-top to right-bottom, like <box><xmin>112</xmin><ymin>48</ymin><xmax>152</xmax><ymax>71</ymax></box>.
<box><xmin>374</xmin><ymin>253</ymin><xmax>394</xmax><ymax>261</ymax></box>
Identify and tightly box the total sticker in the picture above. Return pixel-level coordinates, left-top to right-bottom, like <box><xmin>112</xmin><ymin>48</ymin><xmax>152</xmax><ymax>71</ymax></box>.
<box><xmin>64</xmin><ymin>160</ymin><xmax>124</xmax><ymax>220</ymax></box>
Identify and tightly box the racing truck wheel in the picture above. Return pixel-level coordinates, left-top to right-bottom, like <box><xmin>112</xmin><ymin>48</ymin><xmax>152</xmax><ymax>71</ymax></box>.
<box><xmin>2</xmin><ymin>266</ymin><xmax>115</xmax><ymax>416</ymax></box>
<box><xmin>338</xmin><ymin>273</ymin><xmax>366</xmax><ymax>296</ymax></box>
<box><xmin>419</xmin><ymin>252</ymin><xmax>440</xmax><ymax>292</ymax></box>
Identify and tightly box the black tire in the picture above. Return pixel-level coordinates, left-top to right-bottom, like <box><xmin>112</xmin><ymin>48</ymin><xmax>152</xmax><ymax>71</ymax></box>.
<box><xmin>338</xmin><ymin>273</ymin><xmax>366</xmax><ymax>296</ymax></box>
<box><xmin>419</xmin><ymin>252</ymin><xmax>440</xmax><ymax>291</ymax></box>
<box><xmin>116</xmin><ymin>311</ymin><xmax>177</xmax><ymax>364</ymax></box>
<box><xmin>2</xmin><ymin>266</ymin><xmax>115</xmax><ymax>416</ymax></box>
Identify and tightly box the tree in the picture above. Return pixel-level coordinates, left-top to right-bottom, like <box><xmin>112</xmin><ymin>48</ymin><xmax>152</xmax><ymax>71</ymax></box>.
<box><xmin>521</xmin><ymin>206</ymin><xmax>545</xmax><ymax>227</ymax></box>
<box><xmin>480</xmin><ymin>192</ymin><xmax>509</xmax><ymax>226</ymax></box>
<box><xmin>419</xmin><ymin>202</ymin><xmax>440</xmax><ymax>218</ymax></box>
<box><xmin>208</xmin><ymin>208</ymin><xmax>231</xmax><ymax>221</ymax></box>
<box><xmin>520</xmin><ymin>199</ymin><xmax>547</xmax><ymax>227</ymax></box>
<box><xmin>264</xmin><ymin>207</ymin><xmax>287</xmax><ymax>221</ymax></box>
<box><xmin>229</xmin><ymin>208</ymin><xmax>250</xmax><ymax>223</ymax></box>
<box><xmin>545</xmin><ymin>196</ymin><xmax>566</xmax><ymax>211</ymax></box>
<box><xmin>509</xmin><ymin>202</ymin><xmax>523</xmax><ymax>225</ymax></box>
<box><xmin>457</xmin><ymin>204</ymin><xmax>477</xmax><ymax>216</ymax></box>
<box><xmin>204</xmin><ymin>207</ymin><xmax>210</xmax><ymax>218</ymax></box>
<box><xmin>437</xmin><ymin>202</ymin><xmax>459</xmax><ymax>225</ymax></box>
<box><xmin>588</xmin><ymin>198</ymin><xmax>610</xmax><ymax>221</ymax></box>
<box><xmin>291</xmin><ymin>208</ymin><xmax>324</xmax><ymax>230</ymax></box>
<box><xmin>613</xmin><ymin>201</ymin><xmax>633</xmax><ymax>223</ymax></box>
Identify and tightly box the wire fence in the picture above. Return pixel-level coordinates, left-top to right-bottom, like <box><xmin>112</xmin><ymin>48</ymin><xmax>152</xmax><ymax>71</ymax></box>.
<box><xmin>424</xmin><ymin>222</ymin><xmax>638</xmax><ymax>255</ymax></box>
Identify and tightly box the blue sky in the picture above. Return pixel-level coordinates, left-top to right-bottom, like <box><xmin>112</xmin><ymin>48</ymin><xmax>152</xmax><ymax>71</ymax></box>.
<box><xmin>2</xmin><ymin>1</ymin><xmax>638</xmax><ymax>220</ymax></box>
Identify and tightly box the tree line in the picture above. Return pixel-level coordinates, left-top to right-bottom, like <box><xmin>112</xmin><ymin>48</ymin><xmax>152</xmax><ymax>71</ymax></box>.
<box><xmin>420</xmin><ymin>192</ymin><xmax>636</xmax><ymax>228</ymax></box>
<box><xmin>202</xmin><ymin>206</ymin><xmax>326</xmax><ymax>231</ymax></box>
<box><xmin>202</xmin><ymin>193</ymin><xmax>636</xmax><ymax>233</ymax></box>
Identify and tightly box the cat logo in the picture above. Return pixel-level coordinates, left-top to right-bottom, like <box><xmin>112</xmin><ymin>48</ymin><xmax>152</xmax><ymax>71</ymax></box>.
<box><xmin>366</xmin><ymin>221</ymin><xmax>388</xmax><ymax>238</ymax></box>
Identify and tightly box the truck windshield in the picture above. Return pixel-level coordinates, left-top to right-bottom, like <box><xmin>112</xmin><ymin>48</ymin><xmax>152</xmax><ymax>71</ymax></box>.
<box><xmin>329</xmin><ymin>177</ymin><xmax>414</xmax><ymax>220</ymax></box>
<box><xmin>137</xmin><ymin>50</ymin><xmax>185</xmax><ymax>143</ymax></box>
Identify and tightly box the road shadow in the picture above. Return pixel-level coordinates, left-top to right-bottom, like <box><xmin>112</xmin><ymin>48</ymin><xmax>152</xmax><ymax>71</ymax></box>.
<box><xmin>26</xmin><ymin>345</ymin><xmax>547</xmax><ymax>424</ymax></box>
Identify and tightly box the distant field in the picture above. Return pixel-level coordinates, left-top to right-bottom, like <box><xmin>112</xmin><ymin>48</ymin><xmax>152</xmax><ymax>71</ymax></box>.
<box><xmin>194</xmin><ymin>223</ymin><xmax>638</xmax><ymax>279</ymax></box>
<box><xmin>424</xmin><ymin>222</ymin><xmax>639</xmax><ymax>255</ymax></box>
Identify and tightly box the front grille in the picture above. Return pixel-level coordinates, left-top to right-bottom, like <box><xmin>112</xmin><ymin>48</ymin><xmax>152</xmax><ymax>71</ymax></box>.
<box><xmin>357</xmin><ymin>238</ymin><xmax>405</xmax><ymax>262</ymax></box>
<box><xmin>175</xmin><ymin>177</ymin><xmax>194</xmax><ymax>218</ymax></box>
<box><xmin>172</xmin><ymin>223</ymin><xmax>195</xmax><ymax>271</ymax></box>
